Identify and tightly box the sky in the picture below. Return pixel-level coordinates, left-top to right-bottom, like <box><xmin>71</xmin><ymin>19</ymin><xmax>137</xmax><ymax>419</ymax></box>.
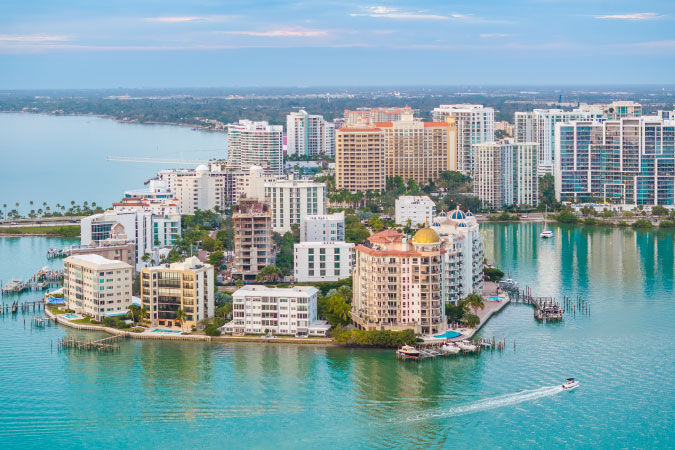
<box><xmin>1</xmin><ymin>0</ymin><xmax>674</xmax><ymax>88</ymax></box>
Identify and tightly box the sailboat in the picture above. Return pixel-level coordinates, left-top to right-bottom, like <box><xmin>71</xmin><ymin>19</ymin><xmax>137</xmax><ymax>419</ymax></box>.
<box><xmin>540</xmin><ymin>205</ymin><xmax>553</xmax><ymax>238</ymax></box>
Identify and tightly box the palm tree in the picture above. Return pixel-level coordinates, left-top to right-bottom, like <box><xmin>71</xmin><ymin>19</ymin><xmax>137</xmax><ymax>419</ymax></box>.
<box><xmin>2</xmin><ymin>204</ymin><xmax>6</xmax><ymax>220</ymax></box>
<box><xmin>461</xmin><ymin>293</ymin><xmax>485</xmax><ymax>315</ymax></box>
<box><xmin>174</xmin><ymin>308</ymin><xmax>188</xmax><ymax>331</ymax></box>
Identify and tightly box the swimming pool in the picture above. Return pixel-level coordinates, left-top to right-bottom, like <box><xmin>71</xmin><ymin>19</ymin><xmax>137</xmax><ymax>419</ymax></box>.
<box><xmin>488</xmin><ymin>296</ymin><xmax>503</xmax><ymax>300</ymax></box>
<box><xmin>63</xmin><ymin>314</ymin><xmax>79</xmax><ymax>319</ymax></box>
<box><xmin>151</xmin><ymin>329</ymin><xmax>182</xmax><ymax>333</ymax></box>
<box><xmin>434</xmin><ymin>331</ymin><xmax>462</xmax><ymax>339</ymax></box>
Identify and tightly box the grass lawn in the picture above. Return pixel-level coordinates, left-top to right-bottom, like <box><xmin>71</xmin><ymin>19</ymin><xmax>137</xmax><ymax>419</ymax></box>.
<box><xmin>0</xmin><ymin>225</ymin><xmax>80</xmax><ymax>237</ymax></box>
<box><xmin>48</xmin><ymin>307</ymin><xmax>67</xmax><ymax>315</ymax></box>
<box><xmin>71</xmin><ymin>316</ymin><xmax>101</xmax><ymax>325</ymax></box>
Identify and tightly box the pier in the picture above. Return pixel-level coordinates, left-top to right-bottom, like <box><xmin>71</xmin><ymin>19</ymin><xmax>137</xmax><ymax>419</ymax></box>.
<box><xmin>47</xmin><ymin>248</ymin><xmax>71</xmax><ymax>259</ymax></box>
<box><xmin>57</xmin><ymin>335</ymin><xmax>125</xmax><ymax>354</ymax></box>
<box><xmin>1</xmin><ymin>268</ymin><xmax>64</xmax><ymax>296</ymax></box>
<box><xmin>499</xmin><ymin>282</ymin><xmax>590</xmax><ymax>322</ymax></box>
<box><xmin>0</xmin><ymin>299</ymin><xmax>45</xmax><ymax>316</ymax></box>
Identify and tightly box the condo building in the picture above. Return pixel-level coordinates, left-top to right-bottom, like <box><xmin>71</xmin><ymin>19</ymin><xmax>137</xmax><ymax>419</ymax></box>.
<box><xmin>232</xmin><ymin>199</ymin><xmax>274</xmax><ymax>281</ymax></box>
<box><xmin>395</xmin><ymin>195</ymin><xmax>436</xmax><ymax>226</ymax></box>
<box><xmin>473</xmin><ymin>140</ymin><xmax>539</xmax><ymax>208</ymax></box>
<box><xmin>514</xmin><ymin>108</ymin><xmax>604</xmax><ymax>176</ymax></box>
<box><xmin>265</xmin><ymin>177</ymin><xmax>326</xmax><ymax>234</ymax></box>
<box><xmin>432</xmin><ymin>104</ymin><xmax>495</xmax><ymax>175</ymax></box>
<box><xmin>554</xmin><ymin>117</ymin><xmax>675</xmax><ymax>206</ymax></box>
<box><xmin>300</xmin><ymin>212</ymin><xmax>345</xmax><ymax>243</ymax></box>
<box><xmin>80</xmin><ymin>202</ymin><xmax>181</xmax><ymax>269</ymax></box>
<box><xmin>223</xmin><ymin>285</ymin><xmax>330</xmax><ymax>336</ymax></box>
<box><xmin>63</xmin><ymin>254</ymin><xmax>133</xmax><ymax>321</ymax></box>
<box><xmin>286</xmin><ymin>110</ymin><xmax>335</xmax><ymax>157</ymax></box>
<box><xmin>335</xmin><ymin>127</ymin><xmax>386</xmax><ymax>193</ymax></box>
<box><xmin>140</xmin><ymin>257</ymin><xmax>215</xmax><ymax>330</ymax></box>
<box><xmin>69</xmin><ymin>240</ymin><xmax>137</xmax><ymax>271</ymax></box>
<box><xmin>293</xmin><ymin>241</ymin><xmax>354</xmax><ymax>282</ymax></box>
<box><xmin>344</xmin><ymin>106</ymin><xmax>414</xmax><ymax>126</ymax></box>
<box><xmin>378</xmin><ymin>113</ymin><xmax>458</xmax><ymax>183</ymax></box>
<box><xmin>227</xmin><ymin>120</ymin><xmax>284</xmax><ymax>175</ymax></box>
<box><xmin>155</xmin><ymin>164</ymin><xmax>236</xmax><ymax>214</ymax></box>
<box><xmin>352</xmin><ymin>229</ymin><xmax>447</xmax><ymax>335</ymax></box>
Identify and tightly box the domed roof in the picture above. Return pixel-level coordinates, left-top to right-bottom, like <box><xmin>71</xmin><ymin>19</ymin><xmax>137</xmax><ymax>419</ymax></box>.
<box><xmin>412</xmin><ymin>227</ymin><xmax>440</xmax><ymax>244</ymax></box>
<box><xmin>439</xmin><ymin>211</ymin><xmax>447</xmax><ymax>217</ymax></box>
<box><xmin>465</xmin><ymin>210</ymin><xmax>473</xmax><ymax>217</ymax></box>
<box><xmin>196</xmin><ymin>164</ymin><xmax>209</xmax><ymax>172</ymax></box>
<box><xmin>450</xmin><ymin>208</ymin><xmax>466</xmax><ymax>220</ymax></box>
<box><xmin>458</xmin><ymin>222</ymin><xmax>467</xmax><ymax>228</ymax></box>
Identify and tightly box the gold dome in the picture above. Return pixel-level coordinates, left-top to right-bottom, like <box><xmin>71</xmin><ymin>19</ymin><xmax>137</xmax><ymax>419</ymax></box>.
<box><xmin>412</xmin><ymin>227</ymin><xmax>440</xmax><ymax>244</ymax></box>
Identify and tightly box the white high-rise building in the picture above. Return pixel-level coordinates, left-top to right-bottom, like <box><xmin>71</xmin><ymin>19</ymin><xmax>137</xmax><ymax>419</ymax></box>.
<box><xmin>432</xmin><ymin>104</ymin><xmax>494</xmax><ymax>175</ymax></box>
<box><xmin>514</xmin><ymin>108</ymin><xmax>604</xmax><ymax>176</ymax></box>
<box><xmin>395</xmin><ymin>196</ymin><xmax>436</xmax><ymax>226</ymax></box>
<box><xmin>63</xmin><ymin>254</ymin><xmax>133</xmax><ymax>321</ymax></box>
<box><xmin>227</xmin><ymin>120</ymin><xmax>283</xmax><ymax>175</ymax></box>
<box><xmin>223</xmin><ymin>285</ymin><xmax>330</xmax><ymax>336</ymax></box>
<box><xmin>265</xmin><ymin>177</ymin><xmax>326</xmax><ymax>234</ymax></box>
<box><xmin>473</xmin><ymin>140</ymin><xmax>539</xmax><ymax>208</ymax></box>
<box><xmin>300</xmin><ymin>212</ymin><xmax>345</xmax><ymax>243</ymax></box>
<box><xmin>156</xmin><ymin>164</ymin><xmax>234</xmax><ymax>215</ymax></box>
<box><xmin>293</xmin><ymin>241</ymin><xmax>354</xmax><ymax>282</ymax></box>
<box><xmin>80</xmin><ymin>202</ymin><xmax>181</xmax><ymax>269</ymax></box>
<box><xmin>286</xmin><ymin>110</ymin><xmax>335</xmax><ymax>157</ymax></box>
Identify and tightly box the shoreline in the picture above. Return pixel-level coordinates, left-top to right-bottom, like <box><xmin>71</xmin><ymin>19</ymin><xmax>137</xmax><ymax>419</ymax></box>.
<box><xmin>0</xmin><ymin>110</ymin><xmax>227</xmax><ymax>133</ymax></box>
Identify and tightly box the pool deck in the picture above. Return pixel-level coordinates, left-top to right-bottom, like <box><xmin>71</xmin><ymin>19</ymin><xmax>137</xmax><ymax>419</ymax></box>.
<box><xmin>446</xmin><ymin>294</ymin><xmax>511</xmax><ymax>341</ymax></box>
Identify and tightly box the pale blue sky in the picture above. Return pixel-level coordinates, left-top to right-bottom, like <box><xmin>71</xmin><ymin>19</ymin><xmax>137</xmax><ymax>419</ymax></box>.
<box><xmin>1</xmin><ymin>0</ymin><xmax>673</xmax><ymax>88</ymax></box>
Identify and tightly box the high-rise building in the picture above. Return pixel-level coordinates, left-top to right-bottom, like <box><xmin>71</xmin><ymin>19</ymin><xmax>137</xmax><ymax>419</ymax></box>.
<box><xmin>140</xmin><ymin>257</ymin><xmax>214</xmax><ymax>330</ymax></box>
<box><xmin>227</xmin><ymin>120</ymin><xmax>283</xmax><ymax>175</ymax></box>
<box><xmin>430</xmin><ymin>208</ymin><xmax>484</xmax><ymax>304</ymax></box>
<box><xmin>601</xmin><ymin>101</ymin><xmax>643</xmax><ymax>120</ymax></box>
<box><xmin>514</xmin><ymin>108</ymin><xmax>604</xmax><ymax>176</ymax></box>
<box><xmin>69</xmin><ymin>240</ymin><xmax>137</xmax><ymax>271</ymax></box>
<box><xmin>286</xmin><ymin>110</ymin><xmax>335</xmax><ymax>157</ymax></box>
<box><xmin>223</xmin><ymin>285</ymin><xmax>330</xmax><ymax>336</ymax></box>
<box><xmin>300</xmin><ymin>212</ymin><xmax>345</xmax><ymax>243</ymax></box>
<box><xmin>344</xmin><ymin>106</ymin><xmax>414</xmax><ymax>126</ymax></box>
<box><xmin>232</xmin><ymin>199</ymin><xmax>274</xmax><ymax>281</ymax></box>
<box><xmin>474</xmin><ymin>140</ymin><xmax>539</xmax><ymax>208</ymax></box>
<box><xmin>155</xmin><ymin>164</ymin><xmax>234</xmax><ymax>215</ymax></box>
<box><xmin>377</xmin><ymin>113</ymin><xmax>457</xmax><ymax>183</ymax></box>
<box><xmin>335</xmin><ymin>127</ymin><xmax>385</xmax><ymax>193</ymax></box>
<box><xmin>352</xmin><ymin>228</ymin><xmax>447</xmax><ymax>335</ymax></box>
<box><xmin>432</xmin><ymin>104</ymin><xmax>495</xmax><ymax>175</ymax></box>
<box><xmin>63</xmin><ymin>254</ymin><xmax>133</xmax><ymax>321</ymax></box>
<box><xmin>80</xmin><ymin>202</ymin><xmax>181</xmax><ymax>269</ymax></box>
<box><xmin>265</xmin><ymin>177</ymin><xmax>326</xmax><ymax>234</ymax></box>
<box><xmin>395</xmin><ymin>195</ymin><xmax>436</xmax><ymax>226</ymax></box>
<box><xmin>554</xmin><ymin>117</ymin><xmax>675</xmax><ymax>205</ymax></box>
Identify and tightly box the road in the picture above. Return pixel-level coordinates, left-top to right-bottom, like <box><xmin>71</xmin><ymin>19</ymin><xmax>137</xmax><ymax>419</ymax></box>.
<box><xmin>0</xmin><ymin>217</ymin><xmax>81</xmax><ymax>228</ymax></box>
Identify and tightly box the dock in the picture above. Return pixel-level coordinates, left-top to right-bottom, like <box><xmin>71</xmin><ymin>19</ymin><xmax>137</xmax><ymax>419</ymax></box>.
<box><xmin>499</xmin><ymin>282</ymin><xmax>590</xmax><ymax>322</ymax></box>
<box><xmin>57</xmin><ymin>335</ymin><xmax>125</xmax><ymax>354</ymax></box>
<box><xmin>1</xmin><ymin>267</ymin><xmax>64</xmax><ymax>296</ymax></box>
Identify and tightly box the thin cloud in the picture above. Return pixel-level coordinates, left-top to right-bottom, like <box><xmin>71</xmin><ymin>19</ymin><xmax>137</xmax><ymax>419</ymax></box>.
<box><xmin>480</xmin><ymin>33</ymin><xmax>511</xmax><ymax>38</ymax></box>
<box><xmin>0</xmin><ymin>34</ymin><xmax>69</xmax><ymax>42</ymax></box>
<box><xmin>221</xmin><ymin>28</ymin><xmax>331</xmax><ymax>38</ymax></box>
<box><xmin>350</xmin><ymin>6</ymin><xmax>448</xmax><ymax>20</ymax></box>
<box><xmin>594</xmin><ymin>12</ymin><xmax>661</xmax><ymax>20</ymax></box>
<box><xmin>144</xmin><ymin>16</ymin><xmax>205</xmax><ymax>23</ymax></box>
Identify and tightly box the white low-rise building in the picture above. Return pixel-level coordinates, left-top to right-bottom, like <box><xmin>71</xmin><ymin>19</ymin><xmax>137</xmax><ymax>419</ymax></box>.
<box><xmin>300</xmin><ymin>212</ymin><xmax>345</xmax><ymax>242</ymax></box>
<box><xmin>395</xmin><ymin>196</ymin><xmax>436</xmax><ymax>226</ymax></box>
<box><xmin>63</xmin><ymin>254</ymin><xmax>133</xmax><ymax>321</ymax></box>
<box><xmin>223</xmin><ymin>285</ymin><xmax>330</xmax><ymax>336</ymax></box>
<box><xmin>293</xmin><ymin>241</ymin><xmax>354</xmax><ymax>282</ymax></box>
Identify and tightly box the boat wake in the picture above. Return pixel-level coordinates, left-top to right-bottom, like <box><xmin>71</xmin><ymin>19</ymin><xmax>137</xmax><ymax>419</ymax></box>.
<box><xmin>402</xmin><ymin>385</ymin><xmax>564</xmax><ymax>422</ymax></box>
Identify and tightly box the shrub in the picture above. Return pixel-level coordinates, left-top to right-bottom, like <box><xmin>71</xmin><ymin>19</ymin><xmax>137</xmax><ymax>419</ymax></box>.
<box><xmin>483</xmin><ymin>267</ymin><xmax>504</xmax><ymax>282</ymax></box>
<box><xmin>659</xmin><ymin>220</ymin><xmax>675</xmax><ymax>229</ymax></box>
<box><xmin>462</xmin><ymin>313</ymin><xmax>480</xmax><ymax>328</ymax></box>
<box><xmin>488</xmin><ymin>212</ymin><xmax>519</xmax><ymax>222</ymax></box>
<box><xmin>555</xmin><ymin>210</ymin><xmax>578</xmax><ymax>224</ymax></box>
<box><xmin>631</xmin><ymin>219</ymin><xmax>653</xmax><ymax>229</ymax></box>
<box><xmin>583</xmin><ymin>218</ymin><xmax>598</xmax><ymax>225</ymax></box>
<box><xmin>205</xmin><ymin>324</ymin><xmax>221</xmax><ymax>336</ymax></box>
<box><xmin>617</xmin><ymin>221</ymin><xmax>629</xmax><ymax>227</ymax></box>
<box><xmin>332</xmin><ymin>328</ymin><xmax>416</xmax><ymax>348</ymax></box>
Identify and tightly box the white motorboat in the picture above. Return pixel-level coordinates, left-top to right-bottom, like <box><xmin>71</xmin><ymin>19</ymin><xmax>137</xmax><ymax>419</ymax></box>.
<box><xmin>440</xmin><ymin>343</ymin><xmax>460</xmax><ymax>355</ymax></box>
<box><xmin>562</xmin><ymin>378</ymin><xmax>579</xmax><ymax>391</ymax></box>
<box><xmin>456</xmin><ymin>340</ymin><xmax>478</xmax><ymax>352</ymax></box>
<box><xmin>396</xmin><ymin>345</ymin><xmax>420</xmax><ymax>360</ymax></box>
<box><xmin>540</xmin><ymin>230</ymin><xmax>553</xmax><ymax>238</ymax></box>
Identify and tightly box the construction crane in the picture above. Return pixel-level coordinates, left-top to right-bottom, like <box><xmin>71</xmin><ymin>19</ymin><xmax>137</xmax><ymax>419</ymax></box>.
<box><xmin>106</xmin><ymin>156</ymin><xmax>213</xmax><ymax>165</ymax></box>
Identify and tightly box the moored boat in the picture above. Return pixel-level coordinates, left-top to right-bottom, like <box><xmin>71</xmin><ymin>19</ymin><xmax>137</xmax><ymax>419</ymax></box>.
<box><xmin>396</xmin><ymin>345</ymin><xmax>420</xmax><ymax>360</ymax></box>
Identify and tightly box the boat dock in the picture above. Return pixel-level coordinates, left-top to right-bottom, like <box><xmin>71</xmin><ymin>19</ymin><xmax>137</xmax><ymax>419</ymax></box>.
<box><xmin>0</xmin><ymin>299</ymin><xmax>45</xmax><ymax>315</ymax></box>
<box><xmin>47</xmin><ymin>248</ymin><xmax>71</xmax><ymax>259</ymax></box>
<box><xmin>499</xmin><ymin>283</ymin><xmax>590</xmax><ymax>322</ymax></box>
<box><xmin>1</xmin><ymin>267</ymin><xmax>64</xmax><ymax>296</ymax></box>
<box><xmin>57</xmin><ymin>335</ymin><xmax>125</xmax><ymax>354</ymax></box>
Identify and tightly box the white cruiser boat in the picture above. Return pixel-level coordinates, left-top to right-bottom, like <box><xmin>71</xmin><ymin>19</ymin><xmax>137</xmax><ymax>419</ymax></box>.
<box><xmin>440</xmin><ymin>343</ymin><xmax>461</xmax><ymax>355</ymax></box>
<box><xmin>562</xmin><ymin>378</ymin><xmax>579</xmax><ymax>391</ymax></box>
<box><xmin>456</xmin><ymin>340</ymin><xmax>478</xmax><ymax>352</ymax></box>
<box><xmin>540</xmin><ymin>230</ymin><xmax>553</xmax><ymax>238</ymax></box>
<box><xmin>396</xmin><ymin>345</ymin><xmax>420</xmax><ymax>360</ymax></box>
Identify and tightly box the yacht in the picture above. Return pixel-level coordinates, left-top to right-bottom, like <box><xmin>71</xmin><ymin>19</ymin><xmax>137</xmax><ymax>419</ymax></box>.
<box><xmin>456</xmin><ymin>340</ymin><xmax>478</xmax><ymax>352</ymax></box>
<box><xmin>540</xmin><ymin>205</ymin><xmax>553</xmax><ymax>238</ymax></box>
<box><xmin>440</xmin><ymin>343</ymin><xmax>461</xmax><ymax>355</ymax></box>
<box><xmin>562</xmin><ymin>378</ymin><xmax>579</xmax><ymax>391</ymax></box>
<box><xmin>396</xmin><ymin>345</ymin><xmax>420</xmax><ymax>360</ymax></box>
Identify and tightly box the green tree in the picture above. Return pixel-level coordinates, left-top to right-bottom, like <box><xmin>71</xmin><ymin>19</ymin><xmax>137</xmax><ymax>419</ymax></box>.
<box><xmin>235</xmin><ymin>279</ymin><xmax>244</xmax><ymax>289</ymax></box>
<box><xmin>462</xmin><ymin>313</ymin><xmax>480</xmax><ymax>328</ymax></box>
<box><xmin>483</xmin><ymin>267</ymin><xmax>504</xmax><ymax>282</ymax></box>
<box><xmin>255</xmin><ymin>265</ymin><xmax>281</xmax><ymax>283</ymax></box>
<box><xmin>202</xmin><ymin>237</ymin><xmax>216</xmax><ymax>252</ymax></box>
<box><xmin>461</xmin><ymin>293</ymin><xmax>485</xmax><ymax>315</ymax></box>
<box><xmin>127</xmin><ymin>305</ymin><xmax>143</xmax><ymax>324</ymax></box>
<box><xmin>327</xmin><ymin>293</ymin><xmax>351</xmax><ymax>326</ymax></box>
<box><xmin>539</xmin><ymin>174</ymin><xmax>556</xmax><ymax>208</ymax></box>
<box><xmin>445</xmin><ymin>303</ymin><xmax>465</xmax><ymax>323</ymax></box>
<box><xmin>652</xmin><ymin>205</ymin><xmax>669</xmax><ymax>216</ymax></box>
<box><xmin>208</xmin><ymin>251</ymin><xmax>224</xmax><ymax>267</ymax></box>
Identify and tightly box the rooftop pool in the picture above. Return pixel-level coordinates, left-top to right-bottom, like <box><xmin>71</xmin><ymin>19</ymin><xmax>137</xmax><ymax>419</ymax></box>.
<box><xmin>151</xmin><ymin>329</ymin><xmax>182</xmax><ymax>334</ymax></box>
<box><xmin>434</xmin><ymin>331</ymin><xmax>462</xmax><ymax>339</ymax></box>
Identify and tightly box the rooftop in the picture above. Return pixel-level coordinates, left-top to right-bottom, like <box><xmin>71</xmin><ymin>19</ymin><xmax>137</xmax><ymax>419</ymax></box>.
<box><xmin>234</xmin><ymin>285</ymin><xmax>319</xmax><ymax>297</ymax></box>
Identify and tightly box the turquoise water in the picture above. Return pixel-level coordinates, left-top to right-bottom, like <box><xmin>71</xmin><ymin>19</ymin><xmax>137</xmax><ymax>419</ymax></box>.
<box><xmin>2</xmin><ymin>224</ymin><xmax>674</xmax><ymax>448</ymax></box>
<box><xmin>434</xmin><ymin>331</ymin><xmax>462</xmax><ymax>339</ymax></box>
<box><xmin>0</xmin><ymin>113</ymin><xmax>227</xmax><ymax>212</ymax></box>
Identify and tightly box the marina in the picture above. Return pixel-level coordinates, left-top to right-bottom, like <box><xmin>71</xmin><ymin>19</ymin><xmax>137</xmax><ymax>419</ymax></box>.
<box><xmin>46</xmin><ymin>247</ymin><xmax>70</xmax><ymax>259</ymax></box>
<box><xmin>0</xmin><ymin>267</ymin><xmax>64</xmax><ymax>295</ymax></box>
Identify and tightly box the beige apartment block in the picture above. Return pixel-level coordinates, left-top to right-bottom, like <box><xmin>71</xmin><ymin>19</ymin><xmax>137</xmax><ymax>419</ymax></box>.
<box><xmin>64</xmin><ymin>254</ymin><xmax>133</xmax><ymax>321</ymax></box>
<box><xmin>335</xmin><ymin>127</ymin><xmax>385</xmax><ymax>193</ymax></box>
<box><xmin>232</xmin><ymin>199</ymin><xmax>274</xmax><ymax>281</ymax></box>
<box><xmin>69</xmin><ymin>240</ymin><xmax>136</xmax><ymax>272</ymax></box>
<box><xmin>141</xmin><ymin>257</ymin><xmax>215</xmax><ymax>330</ymax></box>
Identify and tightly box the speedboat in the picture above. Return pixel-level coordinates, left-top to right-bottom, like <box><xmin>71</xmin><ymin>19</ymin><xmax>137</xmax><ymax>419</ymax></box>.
<box><xmin>397</xmin><ymin>345</ymin><xmax>420</xmax><ymax>360</ymax></box>
<box><xmin>440</xmin><ymin>343</ymin><xmax>460</xmax><ymax>354</ymax></box>
<box><xmin>456</xmin><ymin>340</ymin><xmax>478</xmax><ymax>352</ymax></box>
<box><xmin>562</xmin><ymin>378</ymin><xmax>579</xmax><ymax>391</ymax></box>
<box><xmin>540</xmin><ymin>230</ymin><xmax>553</xmax><ymax>238</ymax></box>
